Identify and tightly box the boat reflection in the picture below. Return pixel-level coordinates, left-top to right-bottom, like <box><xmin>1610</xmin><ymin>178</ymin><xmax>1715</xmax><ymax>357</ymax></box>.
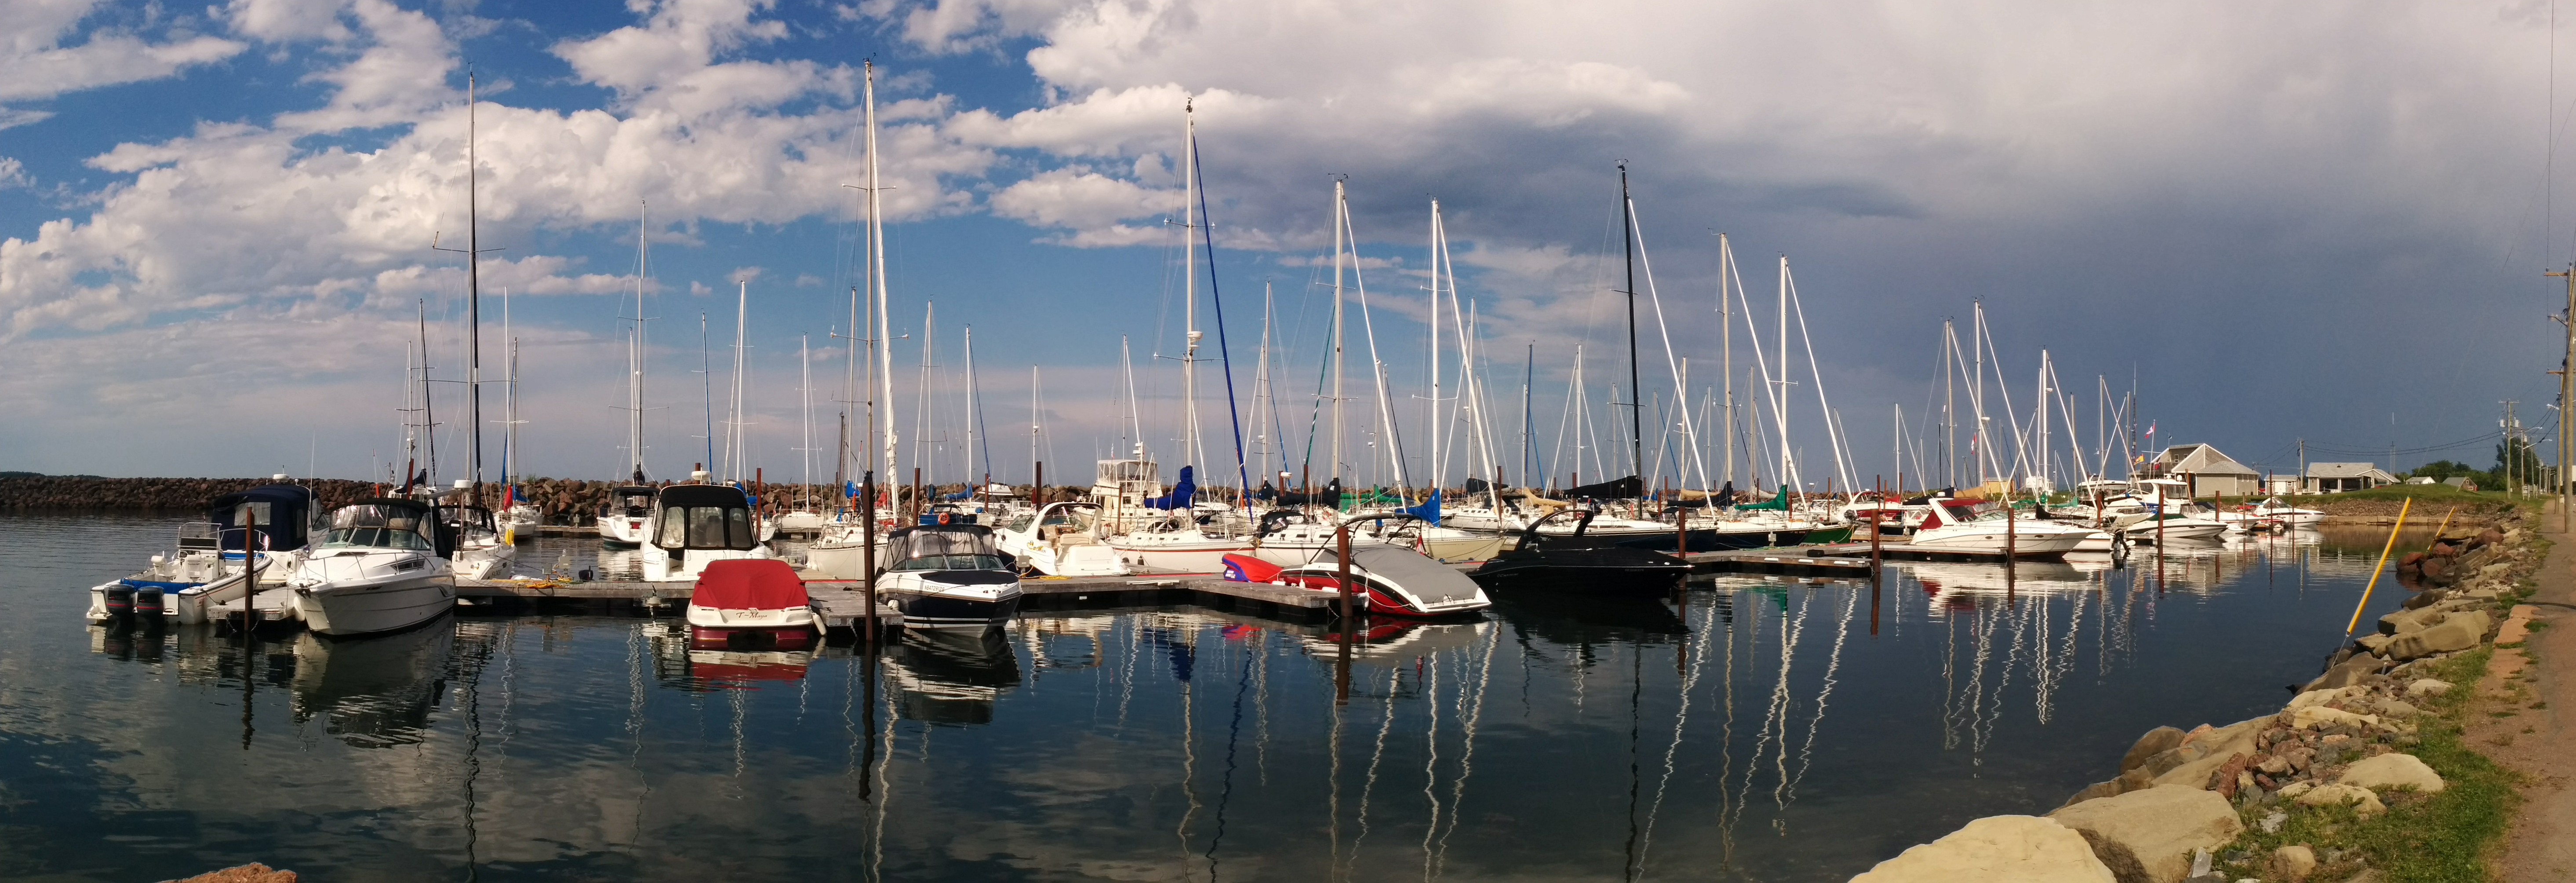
<box><xmin>288</xmin><ymin>616</ymin><xmax>456</xmax><ymax>748</ymax></box>
<box><xmin>885</xmin><ymin>628</ymin><xmax>1022</xmax><ymax>724</ymax></box>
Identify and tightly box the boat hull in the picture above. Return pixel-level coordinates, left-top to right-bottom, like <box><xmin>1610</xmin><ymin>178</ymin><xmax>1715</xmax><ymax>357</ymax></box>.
<box><xmin>297</xmin><ymin>574</ymin><xmax>456</xmax><ymax>636</ymax></box>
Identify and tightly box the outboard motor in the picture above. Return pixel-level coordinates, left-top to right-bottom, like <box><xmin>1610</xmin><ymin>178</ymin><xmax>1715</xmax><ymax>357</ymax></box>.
<box><xmin>132</xmin><ymin>586</ymin><xmax>166</xmax><ymax>619</ymax></box>
<box><xmin>102</xmin><ymin>583</ymin><xmax>135</xmax><ymax>617</ymax></box>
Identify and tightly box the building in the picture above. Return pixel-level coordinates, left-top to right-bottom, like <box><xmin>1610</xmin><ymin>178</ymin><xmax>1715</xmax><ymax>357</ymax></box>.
<box><xmin>2306</xmin><ymin>462</ymin><xmax>2400</xmax><ymax>493</ymax></box>
<box><xmin>2442</xmin><ymin>476</ymin><xmax>2481</xmax><ymax>492</ymax></box>
<box><xmin>2148</xmin><ymin>444</ymin><xmax>2263</xmax><ymax>496</ymax></box>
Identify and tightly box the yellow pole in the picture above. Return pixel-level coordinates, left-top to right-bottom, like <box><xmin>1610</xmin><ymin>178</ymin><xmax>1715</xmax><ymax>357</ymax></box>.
<box><xmin>2428</xmin><ymin>506</ymin><xmax>2456</xmax><ymax>547</ymax></box>
<box><xmin>2343</xmin><ymin>497</ymin><xmax>2413</xmax><ymax>637</ymax></box>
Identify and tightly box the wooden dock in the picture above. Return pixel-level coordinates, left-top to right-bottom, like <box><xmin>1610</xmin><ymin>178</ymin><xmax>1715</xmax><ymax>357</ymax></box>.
<box><xmin>455</xmin><ymin>570</ymin><xmax>1342</xmax><ymax>626</ymax></box>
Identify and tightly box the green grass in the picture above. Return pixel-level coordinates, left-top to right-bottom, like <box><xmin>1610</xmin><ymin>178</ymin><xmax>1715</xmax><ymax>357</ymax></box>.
<box><xmin>2227</xmin><ymin>649</ymin><xmax>2519</xmax><ymax>883</ymax></box>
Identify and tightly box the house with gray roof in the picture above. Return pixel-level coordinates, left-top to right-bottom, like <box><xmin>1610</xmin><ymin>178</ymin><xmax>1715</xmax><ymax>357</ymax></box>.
<box><xmin>2148</xmin><ymin>444</ymin><xmax>2263</xmax><ymax>496</ymax></box>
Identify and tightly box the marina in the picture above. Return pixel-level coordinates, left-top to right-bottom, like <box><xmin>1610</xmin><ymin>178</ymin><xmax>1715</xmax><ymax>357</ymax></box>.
<box><xmin>5</xmin><ymin>515</ymin><xmax>2429</xmax><ymax>882</ymax></box>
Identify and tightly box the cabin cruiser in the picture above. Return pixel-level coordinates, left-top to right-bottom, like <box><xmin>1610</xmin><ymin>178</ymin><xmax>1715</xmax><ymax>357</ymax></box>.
<box><xmin>597</xmin><ymin>485</ymin><xmax>658</xmax><ymax>547</ymax></box>
<box><xmin>684</xmin><ymin>558</ymin><xmax>818</xmax><ymax>648</ymax></box>
<box><xmin>1222</xmin><ymin>544</ymin><xmax>1491</xmax><ymax>617</ymax></box>
<box><xmin>993</xmin><ymin>501</ymin><xmax>1129</xmax><ymax>577</ymax></box>
<box><xmin>290</xmin><ymin>498</ymin><xmax>458</xmax><ymax>636</ymax></box>
<box><xmin>876</xmin><ymin>524</ymin><xmax>1024</xmax><ymax>630</ymax></box>
<box><xmin>89</xmin><ymin>483</ymin><xmax>318</xmax><ymax>625</ymax></box>
<box><xmin>2248</xmin><ymin>496</ymin><xmax>2325</xmax><ymax>527</ymax></box>
<box><xmin>1470</xmin><ymin>509</ymin><xmax>1692</xmax><ymax>595</ymax></box>
<box><xmin>639</xmin><ymin>482</ymin><xmax>777</xmax><ymax>582</ymax></box>
<box><xmin>1907</xmin><ymin>500</ymin><xmax>2092</xmax><ymax>556</ymax></box>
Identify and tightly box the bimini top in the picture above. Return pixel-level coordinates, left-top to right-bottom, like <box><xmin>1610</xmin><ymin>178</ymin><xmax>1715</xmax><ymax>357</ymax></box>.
<box><xmin>657</xmin><ymin>484</ymin><xmax>752</xmax><ymax>507</ymax></box>
<box><xmin>692</xmin><ymin>559</ymin><xmax>809</xmax><ymax>610</ymax></box>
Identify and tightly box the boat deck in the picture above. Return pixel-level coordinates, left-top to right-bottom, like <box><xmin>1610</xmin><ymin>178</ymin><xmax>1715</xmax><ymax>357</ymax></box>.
<box><xmin>207</xmin><ymin>588</ymin><xmax>299</xmax><ymax>624</ymax></box>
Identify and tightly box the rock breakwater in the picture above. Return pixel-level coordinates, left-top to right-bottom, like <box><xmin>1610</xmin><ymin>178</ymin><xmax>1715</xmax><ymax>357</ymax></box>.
<box><xmin>1855</xmin><ymin>510</ymin><xmax>2543</xmax><ymax>882</ymax></box>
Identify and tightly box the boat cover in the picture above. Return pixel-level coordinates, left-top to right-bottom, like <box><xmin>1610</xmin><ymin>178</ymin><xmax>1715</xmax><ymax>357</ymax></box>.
<box><xmin>1317</xmin><ymin>546</ymin><xmax>1484</xmax><ymax>606</ymax></box>
<box><xmin>1145</xmin><ymin>466</ymin><xmax>1197</xmax><ymax>511</ymax></box>
<box><xmin>692</xmin><ymin>559</ymin><xmax>809</xmax><ymax>610</ymax></box>
<box><xmin>1561</xmin><ymin>474</ymin><xmax>1643</xmax><ymax>500</ymax></box>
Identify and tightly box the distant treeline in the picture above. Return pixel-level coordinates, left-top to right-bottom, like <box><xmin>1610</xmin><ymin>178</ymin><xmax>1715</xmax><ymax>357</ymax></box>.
<box><xmin>0</xmin><ymin>474</ymin><xmax>1088</xmax><ymax>524</ymax></box>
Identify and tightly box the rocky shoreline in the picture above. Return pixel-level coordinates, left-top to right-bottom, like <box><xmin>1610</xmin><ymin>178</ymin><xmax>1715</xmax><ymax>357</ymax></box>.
<box><xmin>0</xmin><ymin>474</ymin><xmax>1071</xmax><ymax>524</ymax></box>
<box><xmin>1856</xmin><ymin>511</ymin><xmax>2543</xmax><ymax>883</ymax></box>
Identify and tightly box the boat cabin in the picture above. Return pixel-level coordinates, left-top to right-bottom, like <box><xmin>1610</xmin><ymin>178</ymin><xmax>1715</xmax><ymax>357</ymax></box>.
<box><xmin>651</xmin><ymin>485</ymin><xmax>760</xmax><ymax>552</ymax></box>
<box><xmin>605</xmin><ymin>485</ymin><xmax>657</xmax><ymax>518</ymax></box>
<box><xmin>320</xmin><ymin>499</ymin><xmax>444</xmax><ymax>554</ymax></box>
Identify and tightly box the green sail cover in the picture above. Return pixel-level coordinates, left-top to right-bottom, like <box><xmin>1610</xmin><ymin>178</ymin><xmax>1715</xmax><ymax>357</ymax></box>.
<box><xmin>1735</xmin><ymin>485</ymin><xmax>1792</xmax><ymax>511</ymax></box>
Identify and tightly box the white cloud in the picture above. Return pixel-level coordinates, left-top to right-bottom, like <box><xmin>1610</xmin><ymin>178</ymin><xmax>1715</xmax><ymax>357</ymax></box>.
<box><xmin>273</xmin><ymin>0</ymin><xmax>457</xmax><ymax>133</ymax></box>
<box><xmin>0</xmin><ymin>0</ymin><xmax>246</xmax><ymax>101</ymax></box>
<box><xmin>0</xmin><ymin>157</ymin><xmax>27</xmax><ymax>189</ymax></box>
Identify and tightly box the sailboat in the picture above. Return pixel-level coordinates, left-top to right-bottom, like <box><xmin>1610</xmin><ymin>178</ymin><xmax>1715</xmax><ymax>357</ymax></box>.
<box><xmin>600</xmin><ymin>200</ymin><xmax>657</xmax><ymax>547</ymax></box>
<box><xmin>806</xmin><ymin>61</ymin><xmax>895</xmax><ymax>579</ymax></box>
<box><xmin>426</xmin><ymin>73</ymin><xmax>516</xmax><ymax>581</ymax></box>
<box><xmin>496</xmin><ymin>288</ymin><xmax>539</xmax><ymax>540</ymax></box>
<box><xmin>770</xmin><ymin>332</ymin><xmax>828</xmax><ymax>536</ymax></box>
<box><xmin>1099</xmin><ymin>99</ymin><xmax>1251</xmax><ymax>573</ymax></box>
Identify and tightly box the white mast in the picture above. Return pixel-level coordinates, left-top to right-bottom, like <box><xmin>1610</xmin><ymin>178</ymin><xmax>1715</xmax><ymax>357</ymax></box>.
<box><xmin>1776</xmin><ymin>255</ymin><xmax>1794</xmax><ymax>496</ymax></box>
<box><xmin>1718</xmin><ymin>234</ymin><xmax>1733</xmax><ymax>487</ymax></box>
<box><xmin>1255</xmin><ymin>283</ymin><xmax>1276</xmax><ymax>490</ymax></box>
<box><xmin>1340</xmin><ymin>186</ymin><xmax>1408</xmax><ymax>490</ymax></box>
<box><xmin>1030</xmin><ymin>365</ymin><xmax>1041</xmax><ymax>486</ymax></box>
<box><xmin>1427</xmin><ymin>198</ymin><xmax>1444</xmax><ymax>492</ymax></box>
<box><xmin>725</xmin><ymin>280</ymin><xmax>749</xmax><ymax>483</ymax></box>
<box><xmin>865</xmin><ymin>61</ymin><xmax>897</xmax><ymax>498</ymax></box>
<box><xmin>1179</xmin><ymin>99</ymin><xmax>1204</xmax><ymax>478</ymax></box>
<box><xmin>800</xmin><ymin>333</ymin><xmax>815</xmax><ymax>500</ymax></box>
<box><xmin>1331</xmin><ymin>179</ymin><xmax>1347</xmax><ymax>488</ymax></box>
<box><xmin>912</xmin><ymin>302</ymin><xmax>934</xmax><ymax>493</ymax></box>
<box><xmin>502</xmin><ymin>286</ymin><xmax>518</xmax><ymax>489</ymax></box>
<box><xmin>964</xmin><ymin>325</ymin><xmax>981</xmax><ymax>489</ymax></box>
<box><xmin>625</xmin><ymin>201</ymin><xmax>649</xmax><ymax>483</ymax></box>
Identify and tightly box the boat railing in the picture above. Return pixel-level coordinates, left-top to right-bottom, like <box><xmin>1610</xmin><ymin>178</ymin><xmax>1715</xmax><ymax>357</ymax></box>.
<box><xmin>175</xmin><ymin>521</ymin><xmax>222</xmax><ymax>550</ymax></box>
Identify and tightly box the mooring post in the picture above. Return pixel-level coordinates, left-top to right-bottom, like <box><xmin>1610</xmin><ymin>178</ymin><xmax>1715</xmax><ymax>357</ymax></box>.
<box><xmin>1871</xmin><ymin>476</ymin><xmax>1885</xmax><ymax>576</ymax></box>
<box><xmin>862</xmin><ymin>470</ymin><xmax>878</xmax><ymax>644</ymax></box>
<box><xmin>2342</xmin><ymin>497</ymin><xmax>2414</xmax><ymax>639</ymax></box>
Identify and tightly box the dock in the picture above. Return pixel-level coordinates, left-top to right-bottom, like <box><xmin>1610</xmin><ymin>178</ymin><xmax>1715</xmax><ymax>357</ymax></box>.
<box><xmin>455</xmin><ymin>570</ymin><xmax>1343</xmax><ymax>626</ymax></box>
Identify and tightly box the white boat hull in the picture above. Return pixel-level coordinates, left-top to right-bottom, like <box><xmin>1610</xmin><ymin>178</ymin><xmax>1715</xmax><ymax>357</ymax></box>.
<box><xmin>1908</xmin><ymin>524</ymin><xmax>2092</xmax><ymax>555</ymax></box>
<box><xmin>597</xmin><ymin>515</ymin><xmax>651</xmax><ymax>547</ymax></box>
<box><xmin>1106</xmin><ymin>534</ymin><xmax>1250</xmax><ymax>574</ymax></box>
<box><xmin>296</xmin><ymin>572</ymin><xmax>456</xmax><ymax>637</ymax></box>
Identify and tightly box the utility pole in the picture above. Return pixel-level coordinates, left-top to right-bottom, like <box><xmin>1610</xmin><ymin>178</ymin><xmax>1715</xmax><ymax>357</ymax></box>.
<box><xmin>2551</xmin><ymin>263</ymin><xmax>2576</xmax><ymax>526</ymax></box>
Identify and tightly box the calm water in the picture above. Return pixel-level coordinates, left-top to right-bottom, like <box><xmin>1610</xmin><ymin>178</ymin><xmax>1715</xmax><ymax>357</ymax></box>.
<box><xmin>0</xmin><ymin>516</ymin><xmax>2423</xmax><ymax>882</ymax></box>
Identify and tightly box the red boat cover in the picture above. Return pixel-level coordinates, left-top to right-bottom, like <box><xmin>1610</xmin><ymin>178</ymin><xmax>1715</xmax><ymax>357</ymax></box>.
<box><xmin>1221</xmin><ymin>554</ymin><xmax>1282</xmax><ymax>583</ymax></box>
<box><xmin>693</xmin><ymin>559</ymin><xmax>809</xmax><ymax>609</ymax></box>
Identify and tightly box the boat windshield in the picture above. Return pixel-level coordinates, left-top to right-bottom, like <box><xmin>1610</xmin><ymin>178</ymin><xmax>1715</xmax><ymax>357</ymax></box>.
<box><xmin>887</xmin><ymin>529</ymin><xmax>1008</xmax><ymax>571</ymax></box>
<box><xmin>322</xmin><ymin>505</ymin><xmax>436</xmax><ymax>550</ymax></box>
<box><xmin>655</xmin><ymin>505</ymin><xmax>756</xmax><ymax>550</ymax></box>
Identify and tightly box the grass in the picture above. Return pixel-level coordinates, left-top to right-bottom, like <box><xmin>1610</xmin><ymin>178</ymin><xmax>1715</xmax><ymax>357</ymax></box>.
<box><xmin>2225</xmin><ymin>649</ymin><xmax>2520</xmax><ymax>883</ymax></box>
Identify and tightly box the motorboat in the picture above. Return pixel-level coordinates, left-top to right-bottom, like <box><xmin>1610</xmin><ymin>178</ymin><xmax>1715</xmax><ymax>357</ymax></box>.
<box><xmin>769</xmin><ymin>508</ymin><xmax>827</xmax><ymax>537</ymax></box>
<box><xmin>290</xmin><ymin>498</ymin><xmax>458</xmax><ymax>637</ymax></box>
<box><xmin>597</xmin><ymin>485</ymin><xmax>657</xmax><ymax>547</ymax></box>
<box><xmin>1906</xmin><ymin>500</ymin><xmax>2092</xmax><ymax>556</ymax></box>
<box><xmin>876</xmin><ymin>523</ymin><xmax>1025</xmax><ymax>630</ymax></box>
<box><xmin>88</xmin><ymin>483</ymin><xmax>317</xmax><ymax>625</ymax></box>
<box><xmin>1469</xmin><ymin>509</ymin><xmax>1693</xmax><ymax>595</ymax></box>
<box><xmin>638</xmin><ymin>482</ymin><xmax>776</xmax><ymax>582</ymax></box>
<box><xmin>993</xmin><ymin>501</ymin><xmax>1130</xmax><ymax>577</ymax></box>
<box><xmin>805</xmin><ymin>511</ymin><xmax>888</xmax><ymax>580</ymax></box>
<box><xmin>1220</xmin><ymin>544</ymin><xmax>1491</xmax><ymax>617</ymax></box>
<box><xmin>1243</xmin><ymin>510</ymin><xmax>1406</xmax><ymax>567</ymax></box>
<box><xmin>2249</xmin><ymin>496</ymin><xmax>2325</xmax><ymax>527</ymax></box>
<box><xmin>684</xmin><ymin>558</ymin><xmax>818</xmax><ymax>649</ymax></box>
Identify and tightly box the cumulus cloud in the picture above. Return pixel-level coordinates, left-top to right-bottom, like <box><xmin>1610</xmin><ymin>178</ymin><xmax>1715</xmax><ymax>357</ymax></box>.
<box><xmin>0</xmin><ymin>0</ymin><xmax>247</xmax><ymax>102</ymax></box>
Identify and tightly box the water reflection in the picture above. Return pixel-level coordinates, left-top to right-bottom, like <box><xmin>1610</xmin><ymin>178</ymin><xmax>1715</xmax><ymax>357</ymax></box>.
<box><xmin>7</xmin><ymin>517</ymin><xmax>2443</xmax><ymax>882</ymax></box>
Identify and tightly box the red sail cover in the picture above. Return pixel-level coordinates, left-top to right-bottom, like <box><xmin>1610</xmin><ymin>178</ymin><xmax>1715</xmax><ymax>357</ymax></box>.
<box><xmin>693</xmin><ymin>559</ymin><xmax>808</xmax><ymax>609</ymax></box>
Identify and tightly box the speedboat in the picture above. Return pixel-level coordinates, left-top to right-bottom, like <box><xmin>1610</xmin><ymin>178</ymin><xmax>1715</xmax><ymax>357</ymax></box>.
<box><xmin>638</xmin><ymin>481</ymin><xmax>776</xmax><ymax>582</ymax></box>
<box><xmin>1221</xmin><ymin>545</ymin><xmax>1491</xmax><ymax>617</ymax></box>
<box><xmin>89</xmin><ymin>483</ymin><xmax>318</xmax><ymax>625</ymax></box>
<box><xmin>1469</xmin><ymin>509</ymin><xmax>1692</xmax><ymax>595</ymax></box>
<box><xmin>597</xmin><ymin>485</ymin><xmax>657</xmax><ymax>547</ymax></box>
<box><xmin>1906</xmin><ymin>500</ymin><xmax>2092</xmax><ymax>555</ymax></box>
<box><xmin>877</xmin><ymin>523</ymin><xmax>1025</xmax><ymax>630</ymax></box>
<box><xmin>993</xmin><ymin>501</ymin><xmax>1129</xmax><ymax>577</ymax></box>
<box><xmin>684</xmin><ymin>558</ymin><xmax>818</xmax><ymax>649</ymax></box>
<box><xmin>290</xmin><ymin>498</ymin><xmax>458</xmax><ymax>637</ymax></box>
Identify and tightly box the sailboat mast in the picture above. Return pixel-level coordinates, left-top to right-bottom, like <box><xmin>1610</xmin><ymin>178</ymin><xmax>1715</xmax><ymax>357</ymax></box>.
<box><xmin>466</xmin><ymin>71</ymin><xmax>484</xmax><ymax>506</ymax></box>
<box><xmin>1776</xmin><ymin>255</ymin><xmax>1793</xmax><ymax>495</ymax></box>
<box><xmin>629</xmin><ymin>201</ymin><xmax>648</xmax><ymax>483</ymax></box>
<box><xmin>1428</xmin><ymin>198</ymin><xmax>1443</xmax><ymax>491</ymax></box>
<box><xmin>1719</xmin><ymin>234</ymin><xmax>1733</xmax><ymax>486</ymax></box>
<box><xmin>1030</xmin><ymin>366</ymin><xmax>1041</xmax><ymax>487</ymax></box>
<box><xmin>728</xmin><ymin>281</ymin><xmax>748</xmax><ymax>482</ymax></box>
<box><xmin>1619</xmin><ymin>165</ymin><xmax>1642</xmax><ymax>493</ymax></box>
<box><xmin>1180</xmin><ymin>99</ymin><xmax>1202</xmax><ymax>477</ymax></box>
<box><xmin>1331</xmin><ymin>179</ymin><xmax>1347</xmax><ymax>488</ymax></box>
<box><xmin>965</xmin><ymin>325</ymin><xmax>982</xmax><ymax>491</ymax></box>
<box><xmin>801</xmin><ymin>334</ymin><xmax>814</xmax><ymax>497</ymax></box>
<box><xmin>866</xmin><ymin>61</ymin><xmax>897</xmax><ymax>500</ymax></box>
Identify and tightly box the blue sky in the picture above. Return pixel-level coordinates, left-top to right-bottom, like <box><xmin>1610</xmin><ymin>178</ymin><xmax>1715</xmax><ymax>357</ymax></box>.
<box><xmin>0</xmin><ymin>0</ymin><xmax>2566</xmax><ymax>492</ymax></box>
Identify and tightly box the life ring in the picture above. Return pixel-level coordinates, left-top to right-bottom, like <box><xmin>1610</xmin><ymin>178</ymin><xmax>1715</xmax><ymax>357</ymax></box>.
<box><xmin>936</xmin><ymin>511</ymin><xmax>952</xmax><ymax>525</ymax></box>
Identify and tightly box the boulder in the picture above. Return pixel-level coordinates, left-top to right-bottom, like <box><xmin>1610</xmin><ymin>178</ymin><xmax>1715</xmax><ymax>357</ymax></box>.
<box><xmin>2406</xmin><ymin>678</ymin><xmax>2453</xmax><ymax>698</ymax></box>
<box><xmin>2371</xmin><ymin>698</ymin><xmax>2425</xmax><ymax>718</ymax></box>
<box><xmin>1850</xmin><ymin>815</ymin><xmax>2116</xmax><ymax>883</ymax></box>
<box><xmin>2302</xmin><ymin>654</ymin><xmax>2387</xmax><ymax>692</ymax></box>
<box><xmin>2048</xmin><ymin>785</ymin><xmax>2244</xmax><ymax>883</ymax></box>
<box><xmin>2293</xmin><ymin>783</ymin><xmax>2387</xmax><ymax>816</ymax></box>
<box><xmin>2384</xmin><ymin>610</ymin><xmax>2490</xmax><ymax>661</ymax></box>
<box><xmin>2377</xmin><ymin>607</ymin><xmax>2447</xmax><ymax>636</ymax></box>
<box><xmin>2121</xmin><ymin>726</ymin><xmax>2187</xmax><ymax>773</ymax></box>
<box><xmin>2354</xmin><ymin>634</ymin><xmax>2394</xmax><ymax>654</ymax></box>
<box><xmin>2340</xmin><ymin>753</ymin><xmax>2445</xmax><ymax>793</ymax></box>
<box><xmin>2270</xmin><ymin>845</ymin><xmax>2317</xmax><ymax>882</ymax></box>
<box><xmin>2151</xmin><ymin>717</ymin><xmax>2269</xmax><ymax>789</ymax></box>
<box><xmin>2420</xmin><ymin>558</ymin><xmax>2449</xmax><ymax>580</ymax></box>
<box><xmin>2286</xmin><ymin>687</ymin><xmax>2358</xmax><ymax>712</ymax></box>
<box><xmin>2291</xmin><ymin>706</ymin><xmax>2383</xmax><ymax>731</ymax></box>
<box><xmin>174</xmin><ymin>865</ymin><xmax>298</xmax><ymax>883</ymax></box>
<box><xmin>2402</xmin><ymin>589</ymin><xmax>2446</xmax><ymax>610</ymax></box>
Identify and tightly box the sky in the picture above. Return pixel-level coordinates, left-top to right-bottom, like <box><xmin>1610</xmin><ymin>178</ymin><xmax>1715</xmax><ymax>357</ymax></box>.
<box><xmin>0</xmin><ymin>0</ymin><xmax>2569</xmax><ymax>492</ymax></box>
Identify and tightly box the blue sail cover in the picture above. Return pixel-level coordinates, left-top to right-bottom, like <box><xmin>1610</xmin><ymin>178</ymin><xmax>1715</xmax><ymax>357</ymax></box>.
<box><xmin>1401</xmin><ymin>489</ymin><xmax>1443</xmax><ymax>526</ymax></box>
<box><xmin>1146</xmin><ymin>466</ymin><xmax>1197</xmax><ymax>511</ymax></box>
